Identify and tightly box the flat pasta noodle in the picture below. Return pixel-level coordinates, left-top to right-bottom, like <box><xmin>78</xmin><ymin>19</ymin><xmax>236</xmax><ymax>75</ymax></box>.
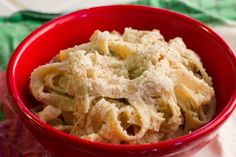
<box><xmin>30</xmin><ymin>27</ymin><xmax>216</xmax><ymax>144</ymax></box>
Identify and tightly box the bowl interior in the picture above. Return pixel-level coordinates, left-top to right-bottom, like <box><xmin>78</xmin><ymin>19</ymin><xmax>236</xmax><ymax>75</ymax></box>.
<box><xmin>10</xmin><ymin>6</ymin><xmax>236</xmax><ymax>129</ymax></box>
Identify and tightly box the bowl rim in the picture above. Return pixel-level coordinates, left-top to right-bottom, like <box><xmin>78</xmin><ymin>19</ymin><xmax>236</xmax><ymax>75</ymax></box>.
<box><xmin>7</xmin><ymin>4</ymin><xmax>236</xmax><ymax>151</ymax></box>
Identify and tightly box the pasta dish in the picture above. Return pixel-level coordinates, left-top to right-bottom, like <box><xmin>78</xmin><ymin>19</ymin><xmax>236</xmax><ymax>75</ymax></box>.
<box><xmin>30</xmin><ymin>28</ymin><xmax>216</xmax><ymax>144</ymax></box>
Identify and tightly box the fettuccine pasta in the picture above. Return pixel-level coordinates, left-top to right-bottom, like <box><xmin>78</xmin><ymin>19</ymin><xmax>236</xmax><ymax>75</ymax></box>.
<box><xmin>30</xmin><ymin>28</ymin><xmax>216</xmax><ymax>144</ymax></box>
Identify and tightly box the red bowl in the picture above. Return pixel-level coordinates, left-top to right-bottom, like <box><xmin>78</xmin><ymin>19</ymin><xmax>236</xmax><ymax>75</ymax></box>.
<box><xmin>7</xmin><ymin>5</ymin><xmax>236</xmax><ymax>157</ymax></box>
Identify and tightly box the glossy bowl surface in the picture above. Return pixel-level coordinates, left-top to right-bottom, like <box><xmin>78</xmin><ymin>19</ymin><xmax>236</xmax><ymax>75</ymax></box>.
<box><xmin>7</xmin><ymin>5</ymin><xmax>236</xmax><ymax>157</ymax></box>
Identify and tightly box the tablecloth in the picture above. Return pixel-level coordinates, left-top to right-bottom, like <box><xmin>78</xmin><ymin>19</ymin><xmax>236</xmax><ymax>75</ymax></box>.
<box><xmin>0</xmin><ymin>0</ymin><xmax>235</xmax><ymax>156</ymax></box>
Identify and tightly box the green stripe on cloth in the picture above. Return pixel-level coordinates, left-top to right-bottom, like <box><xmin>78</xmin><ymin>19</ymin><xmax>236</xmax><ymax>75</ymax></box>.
<box><xmin>0</xmin><ymin>105</ymin><xmax>5</xmax><ymax>121</ymax></box>
<box><xmin>131</xmin><ymin>0</ymin><xmax>236</xmax><ymax>25</ymax></box>
<box><xmin>0</xmin><ymin>11</ymin><xmax>59</xmax><ymax>70</ymax></box>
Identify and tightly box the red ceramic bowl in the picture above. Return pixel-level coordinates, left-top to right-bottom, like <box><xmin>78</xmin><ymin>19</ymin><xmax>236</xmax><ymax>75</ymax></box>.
<box><xmin>7</xmin><ymin>5</ymin><xmax>236</xmax><ymax>157</ymax></box>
